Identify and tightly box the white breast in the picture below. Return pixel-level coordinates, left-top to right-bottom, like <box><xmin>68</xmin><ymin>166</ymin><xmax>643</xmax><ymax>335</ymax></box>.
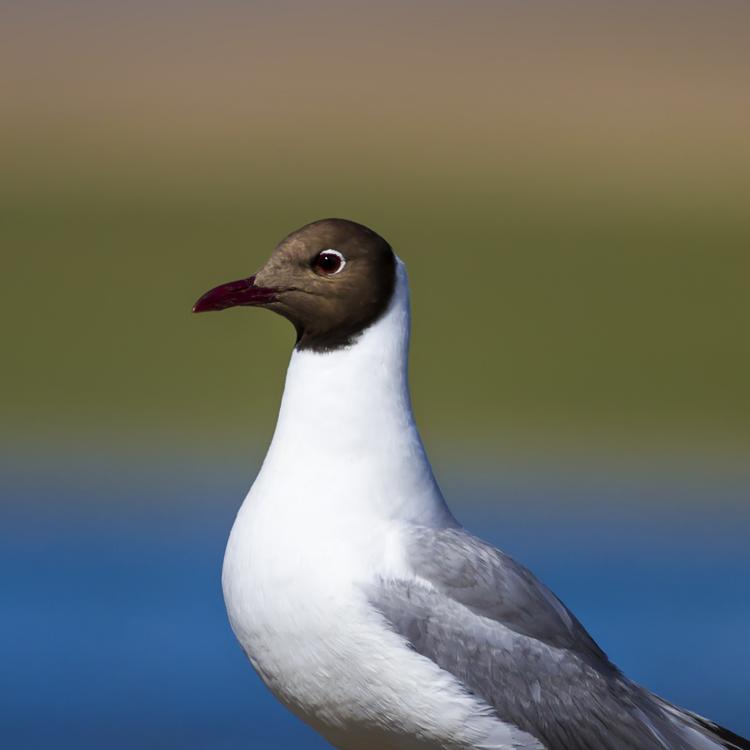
<box><xmin>223</xmin><ymin>501</ymin><xmax>540</xmax><ymax>750</ymax></box>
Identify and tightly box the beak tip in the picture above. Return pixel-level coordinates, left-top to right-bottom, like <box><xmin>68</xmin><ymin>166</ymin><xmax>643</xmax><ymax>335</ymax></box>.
<box><xmin>192</xmin><ymin>296</ymin><xmax>214</xmax><ymax>313</ymax></box>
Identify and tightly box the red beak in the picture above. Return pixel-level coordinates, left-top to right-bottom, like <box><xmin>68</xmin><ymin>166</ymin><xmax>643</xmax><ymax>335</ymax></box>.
<box><xmin>192</xmin><ymin>276</ymin><xmax>278</xmax><ymax>313</ymax></box>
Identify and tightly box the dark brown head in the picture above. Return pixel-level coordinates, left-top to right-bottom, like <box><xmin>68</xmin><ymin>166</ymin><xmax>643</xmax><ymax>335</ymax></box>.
<box><xmin>193</xmin><ymin>219</ymin><xmax>397</xmax><ymax>352</ymax></box>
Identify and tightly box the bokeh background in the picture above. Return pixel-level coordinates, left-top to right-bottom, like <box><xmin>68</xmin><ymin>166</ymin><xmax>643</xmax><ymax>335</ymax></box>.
<box><xmin>2</xmin><ymin>1</ymin><xmax>748</xmax><ymax>747</ymax></box>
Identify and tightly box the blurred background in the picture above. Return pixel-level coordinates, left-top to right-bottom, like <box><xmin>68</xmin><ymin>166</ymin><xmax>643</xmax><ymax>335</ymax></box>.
<box><xmin>2</xmin><ymin>1</ymin><xmax>748</xmax><ymax>747</ymax></box>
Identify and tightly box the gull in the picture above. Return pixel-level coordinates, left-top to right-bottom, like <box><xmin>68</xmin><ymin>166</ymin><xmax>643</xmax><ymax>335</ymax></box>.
<box><xmin>193</xmin><ymin>218</ymin><xmax>748</xmax><ymax>750</ymax></box>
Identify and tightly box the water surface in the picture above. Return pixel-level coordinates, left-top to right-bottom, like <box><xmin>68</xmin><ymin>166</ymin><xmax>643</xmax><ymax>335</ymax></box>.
<box><xmin>2</xmin><ymin>464</ymin><xmax>748</xmax><ymax>748</ymax></box>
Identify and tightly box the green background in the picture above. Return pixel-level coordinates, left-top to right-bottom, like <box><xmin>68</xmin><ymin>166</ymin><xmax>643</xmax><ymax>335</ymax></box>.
<box><xmin>3</xmin><ymin>1</ymin><xmax>749</xmax><ymax>478</ymax></box>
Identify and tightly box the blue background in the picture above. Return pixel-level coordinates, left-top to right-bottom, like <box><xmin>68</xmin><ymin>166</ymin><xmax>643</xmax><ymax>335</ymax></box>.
<box><xmin>3</xmin><ymin>460</ymin><xmax>748</xmax><ymax>748</ymax></box>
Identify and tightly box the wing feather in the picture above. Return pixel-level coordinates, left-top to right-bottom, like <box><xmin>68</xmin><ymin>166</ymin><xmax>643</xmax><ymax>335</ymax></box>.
<box><xmin>367</xmin><ymin>526</ymin><xmax>745</xmax><ymax>750</ymax></box>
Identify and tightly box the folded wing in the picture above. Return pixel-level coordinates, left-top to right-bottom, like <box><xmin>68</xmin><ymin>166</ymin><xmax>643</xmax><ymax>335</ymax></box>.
<box><xmin>368</xmin><ymin>526</ymin><xmax>748</xmax><ymax>750</ymax></box>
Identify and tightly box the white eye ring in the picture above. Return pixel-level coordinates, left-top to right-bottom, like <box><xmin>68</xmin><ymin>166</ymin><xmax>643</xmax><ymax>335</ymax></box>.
<box><xmin>314</xmin><ymin>248</ymin><xmax>347</xmax><ymax>275</ymax></box>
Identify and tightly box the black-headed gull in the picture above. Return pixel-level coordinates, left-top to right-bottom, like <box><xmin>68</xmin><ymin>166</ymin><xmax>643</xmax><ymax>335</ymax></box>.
<box><xmin>194</xmin><ymin>219</ymin><xmax>749</xmax><ymax>750</ymax></box>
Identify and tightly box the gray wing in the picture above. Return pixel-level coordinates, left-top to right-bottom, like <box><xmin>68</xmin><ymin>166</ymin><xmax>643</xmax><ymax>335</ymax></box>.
<box><xmin>368</xmin><ymin>526</ymin><xmax>746</xmax><ymax>750</ymax></box>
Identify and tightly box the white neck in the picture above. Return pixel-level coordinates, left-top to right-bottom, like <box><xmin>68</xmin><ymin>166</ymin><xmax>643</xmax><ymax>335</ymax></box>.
<box><xmin>249</xmin><ymin>259</ymin><xmax>453</xmax><ymax>528</ymax></box>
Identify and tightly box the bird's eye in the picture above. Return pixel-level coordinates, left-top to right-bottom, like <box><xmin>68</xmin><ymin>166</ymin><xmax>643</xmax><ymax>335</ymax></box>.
<box><xmin>312</xmin><ymin>249</ymin><xmax>346</xmax><ymax>276</ymax></box>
